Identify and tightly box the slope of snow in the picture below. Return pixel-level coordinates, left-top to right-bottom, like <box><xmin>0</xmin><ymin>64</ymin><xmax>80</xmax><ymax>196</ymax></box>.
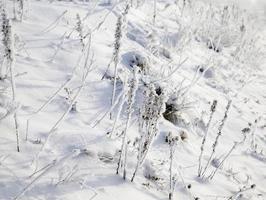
<box><xmin>0</xmin><ymin>0</ymin><xmax>266</xmax><ymax>200</ymax></box>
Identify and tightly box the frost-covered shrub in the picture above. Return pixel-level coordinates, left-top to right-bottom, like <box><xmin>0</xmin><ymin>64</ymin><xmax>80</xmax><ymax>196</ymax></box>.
<box><xmin>131</xmin><ymin>84</ymin><xmax>167</xmax><ymax>182</ymax></box>
<box><xmin>189</xmin><ymin>3</ymin><xmax>248</xmax><ymax>51</ymax></box>
<box><xmin>162</xmin><ymin>91</ymin><xmax>191</xmax><ymax>127</ymax></box>
<box><xmin>231</xmin><ymin>30</ymin><xmax>264</xmax><ymax>70</ymax></box>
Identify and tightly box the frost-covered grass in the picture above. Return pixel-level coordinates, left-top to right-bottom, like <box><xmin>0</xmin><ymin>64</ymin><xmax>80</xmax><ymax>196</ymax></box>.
<box><xmin>0</xmin><ymin>0</ymin><xmax>266</xmax><ymax>200</ymax></box>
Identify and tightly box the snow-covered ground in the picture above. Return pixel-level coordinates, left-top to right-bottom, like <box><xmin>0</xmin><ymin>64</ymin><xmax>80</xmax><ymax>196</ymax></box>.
<box><xmin>0</xmin><ymin>0</ymin><xmax>266</xmax><ymax>200</ymax></box>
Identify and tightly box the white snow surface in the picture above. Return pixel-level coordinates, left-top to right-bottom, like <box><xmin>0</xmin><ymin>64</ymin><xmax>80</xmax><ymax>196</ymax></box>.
<box><xmin>0</xmin><ymin>0</ymin><xmax>266</xmax><ymax>200</ymax></box>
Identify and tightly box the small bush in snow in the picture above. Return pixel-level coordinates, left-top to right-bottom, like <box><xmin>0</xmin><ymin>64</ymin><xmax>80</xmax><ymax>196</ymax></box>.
<box><xmin>131</xmin><ymin>84</ymin><xmax>166</xmax><ymax>182</ymax></box>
